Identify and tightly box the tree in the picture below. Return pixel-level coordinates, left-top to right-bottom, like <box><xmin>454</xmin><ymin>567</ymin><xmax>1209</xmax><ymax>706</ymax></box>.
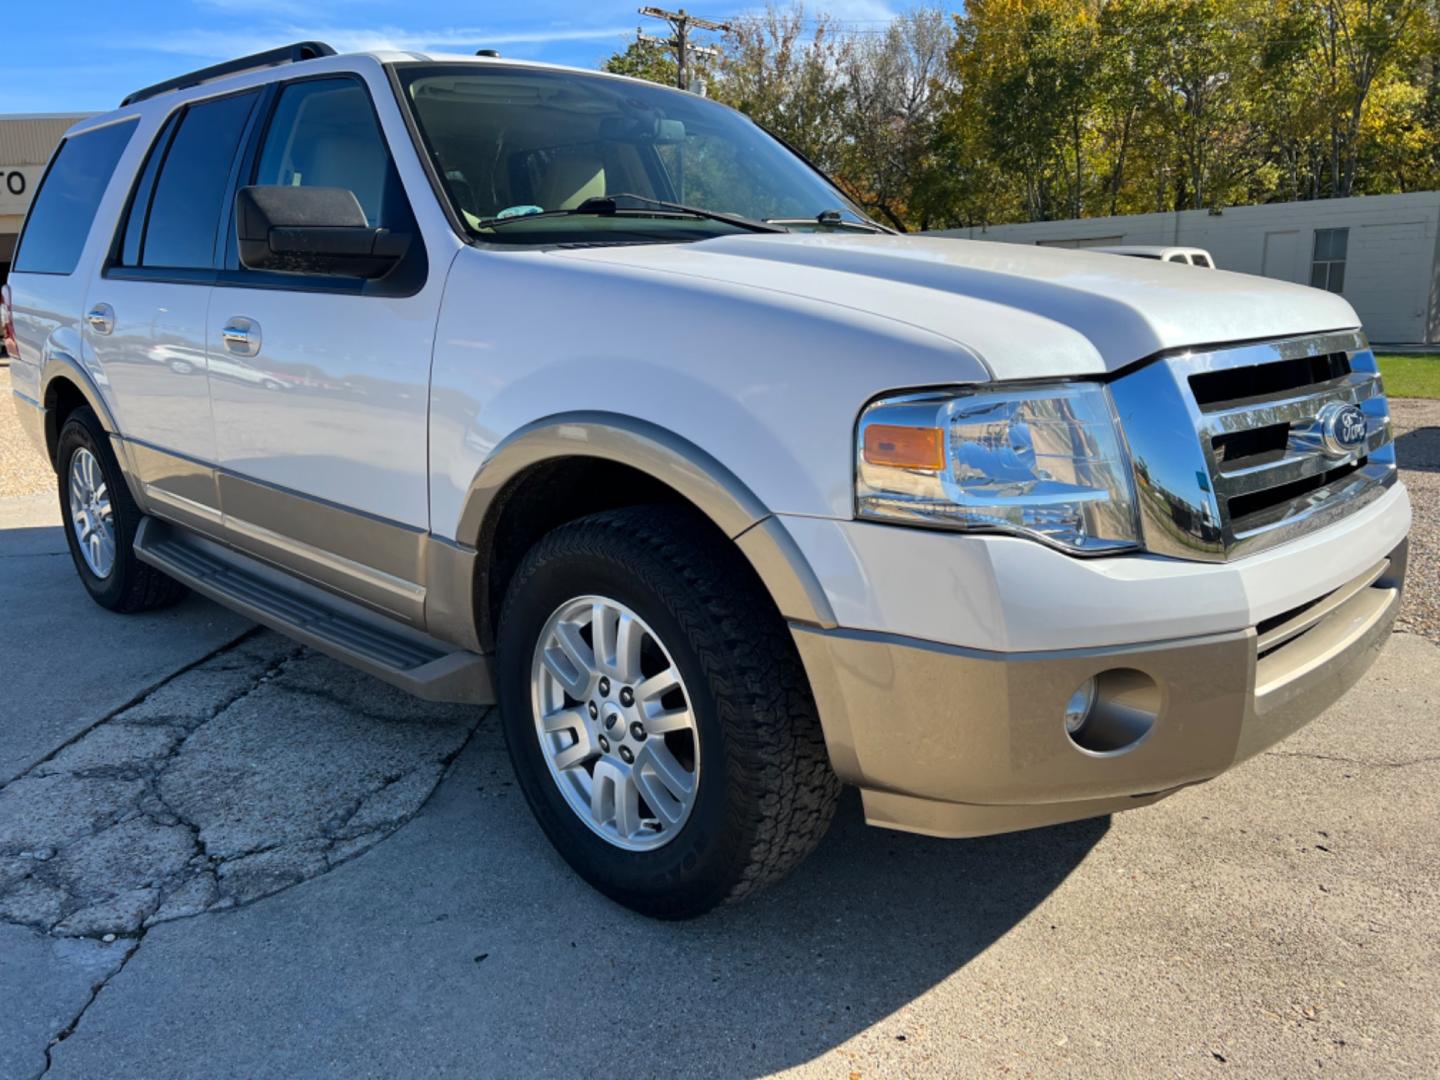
<box><xmin>947</xmin><ymin>0</ymin><xmax>1104</xmax><ymax>221</ymax></box>
<box><xmin>592</xmin><ymin>0</ymin><xmax>1440</xmax><ymax>227</ymax></box>
<box><xmin>602</xmin><ymin>37</ymin><xmax>679</xmax><ymax>86</ymax></box>
<box><xmin>1321</xmin><ymin>0</ymin><xmax>1428</xmax><ymax>196</ymax></box>
<box><xmin>839</xmin><ymin>9</ymin><xmax>958</xmax><ymax>230</ymax></box>
<box><xmin>711</xmin><ymin>6</ymin><xmax>854</xmax><ymax>184</ymax></box>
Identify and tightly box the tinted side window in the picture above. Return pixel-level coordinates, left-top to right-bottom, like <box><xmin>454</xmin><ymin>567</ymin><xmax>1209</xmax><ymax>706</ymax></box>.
<box><xmin>14</xmin><ymin>120</ymin><xmax>137</xmax><ymax>275</ymax></box>
<box><xmin>118</xmin><ymin>113</ymin><xmax>179</xmax><ymax>267</ymax></box>
<box><xmin>253</xmin><ymin>79</ymin><xmax>407</xmax><ymax>229</ymax></box>
<box><xmin>142</xmin><ymin>91</ymin><xmax>258</xmax><ymax>269</ymax></box>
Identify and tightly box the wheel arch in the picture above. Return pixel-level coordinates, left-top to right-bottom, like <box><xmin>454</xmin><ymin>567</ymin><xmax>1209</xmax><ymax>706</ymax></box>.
<box><xmin>40</xmin><ymin>354</ymin><xmax>118</xmax><ymax>465</ymax></box>
<box><xmin>446</xmin><ymin>412</ymin><xmax>837</xmax><ymax>654</ymax></box>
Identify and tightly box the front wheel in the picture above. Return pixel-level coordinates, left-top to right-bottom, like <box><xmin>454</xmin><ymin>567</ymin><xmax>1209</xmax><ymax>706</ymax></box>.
<box><xmin>496</xmin><ymin>506</ymin><xmax>839</xmax><ymax>918</ymax></box>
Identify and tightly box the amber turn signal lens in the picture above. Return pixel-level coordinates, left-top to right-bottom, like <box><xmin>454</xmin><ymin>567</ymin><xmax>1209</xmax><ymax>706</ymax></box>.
<box><xmin>863</xmin><ymin>424</ymin><xmax>945</xmax><ymax>470</ymax></box>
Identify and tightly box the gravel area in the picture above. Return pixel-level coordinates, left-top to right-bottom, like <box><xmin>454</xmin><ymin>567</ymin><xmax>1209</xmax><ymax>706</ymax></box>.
<box><xmin>0</xmin><ymin>366</ymin><xmax>55</xmax><ymax>499</ymax></box>
<box><xmin>1391</xmin><ymin>397</ymin><xmax>1440</xmax><ymax>643</ymax></box>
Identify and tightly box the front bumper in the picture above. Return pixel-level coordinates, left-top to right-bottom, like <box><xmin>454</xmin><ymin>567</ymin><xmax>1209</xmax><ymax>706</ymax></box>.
<box><xmin>793</xmin><ymin>540</ymin><xmax>1407</xmax><ymax>839</ymax></box>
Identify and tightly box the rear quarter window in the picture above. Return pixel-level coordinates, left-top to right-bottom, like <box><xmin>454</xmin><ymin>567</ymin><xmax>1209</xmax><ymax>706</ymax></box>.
<box><xmin>13</xmin><ymin>119</ymin><xmax>137</xmax><ymax>275</ymax></box>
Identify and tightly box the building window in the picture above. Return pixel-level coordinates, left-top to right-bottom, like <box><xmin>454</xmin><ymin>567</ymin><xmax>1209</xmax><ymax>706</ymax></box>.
<box><xmin>1310</xmin><ymin>228</ymin><xmax>1348</xmax><ymax>293</ymax></box>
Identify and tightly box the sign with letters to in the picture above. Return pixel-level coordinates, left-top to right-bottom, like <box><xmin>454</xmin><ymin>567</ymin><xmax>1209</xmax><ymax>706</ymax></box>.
<box><xmin>0</xmin><ymin>166</ymin><xmax>44</xmax><ymax>216</ymax></box>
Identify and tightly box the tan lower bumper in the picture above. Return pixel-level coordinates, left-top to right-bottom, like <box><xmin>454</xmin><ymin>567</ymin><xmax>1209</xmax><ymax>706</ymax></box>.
<box><xmin>793</xmin><ymin>541</ymin><xmax>1407</xmax><ymax>839</ymax></box>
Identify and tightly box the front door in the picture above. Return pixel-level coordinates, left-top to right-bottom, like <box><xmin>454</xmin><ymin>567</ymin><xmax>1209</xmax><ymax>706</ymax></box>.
<box><xmin>206</xmin><ymin>75</ymin><xmax>440</xmax><ymax>619</ymax></box>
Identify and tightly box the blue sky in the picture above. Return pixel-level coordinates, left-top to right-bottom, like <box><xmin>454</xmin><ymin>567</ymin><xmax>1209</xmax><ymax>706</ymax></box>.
<box><xmin>1</xmin><ymin>0</ymin><xmax>899</xmax><ymax>114</ymax></box>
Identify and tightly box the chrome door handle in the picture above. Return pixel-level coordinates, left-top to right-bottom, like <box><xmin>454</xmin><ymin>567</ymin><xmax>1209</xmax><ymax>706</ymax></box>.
<box><xmin>220</xmin><ymin>317</ymin><xmax>261</xmax><ymax>357</ymax></box>
<box><xmin>86</xmin><ymin>304</ymin><xmax>114</xmax><ymax>335</ymax></box>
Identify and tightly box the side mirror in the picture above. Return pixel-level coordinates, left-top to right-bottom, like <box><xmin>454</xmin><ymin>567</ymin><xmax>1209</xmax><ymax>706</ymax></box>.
<box><xmin>235</xmin><ymin>186</ymin><xmax>410</xmax><ymax>278</ymax></box>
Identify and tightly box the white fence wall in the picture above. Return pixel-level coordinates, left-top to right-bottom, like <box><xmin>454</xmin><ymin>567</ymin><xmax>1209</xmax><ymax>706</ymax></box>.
<box><xmin>930</xmin><ymin>192</ymin><xmax>1440</xmax><ymax>345</ymax></box>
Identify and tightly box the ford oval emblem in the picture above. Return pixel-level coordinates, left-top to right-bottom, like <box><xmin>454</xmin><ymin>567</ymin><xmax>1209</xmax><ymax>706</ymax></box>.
<box><xmin>1318</xmin><ymin>402</ymin><xmax>1368</xmax><ymax>457</ymax></box>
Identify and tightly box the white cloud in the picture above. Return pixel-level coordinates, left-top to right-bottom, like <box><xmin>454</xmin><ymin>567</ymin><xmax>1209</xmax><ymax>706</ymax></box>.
<box><xmin>133</xmin><ymin>23</ymin><xmax>635</xmax><ymax>59</ymax></box>
<box><xmin>727</xmin><ymin>1</ymin><xmax>899</xmax><ymax>28</ymax></box>
<box><xmin>820</xmin><ymin>0</ymin><xmax>899</xmax><ymax>23</ymax></box>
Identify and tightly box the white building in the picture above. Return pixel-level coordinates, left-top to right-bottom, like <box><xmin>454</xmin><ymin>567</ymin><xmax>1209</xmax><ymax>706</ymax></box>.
<box><xmin>1</xmin><ymin>114</ymin><xmax>91</xmax><ymax>286</ymax></box>
<box><xmin>932</xmin><ymin>191</ymin><xmax>1440</xmax><ymax>346</ymax></box>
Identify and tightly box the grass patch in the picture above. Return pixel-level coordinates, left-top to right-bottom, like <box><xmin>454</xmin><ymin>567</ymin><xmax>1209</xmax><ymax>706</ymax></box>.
<box><xmin>1377</xmin><ymin>354</ymin><xmax>1440</xmax><ymax>399</ymax></box>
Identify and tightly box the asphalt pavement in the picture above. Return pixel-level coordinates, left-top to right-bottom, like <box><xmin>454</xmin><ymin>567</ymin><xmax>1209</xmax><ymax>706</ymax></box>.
<box><xmin>1</xmin><ymin>451</ymin><xmax>1438</xmax><ymax>1079</ymax></box>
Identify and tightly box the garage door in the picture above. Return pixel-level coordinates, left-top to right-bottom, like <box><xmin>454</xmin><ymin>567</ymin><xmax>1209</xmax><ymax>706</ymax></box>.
<box><xmin>1344</xmin><ymin>221</ymin><xmax>1429</xmax><ymax>344</ymax></box>
<box><xmin>1262</xmin><ymin>230</ymin><xmax>1300</xmax><ymax>282</ymax></box>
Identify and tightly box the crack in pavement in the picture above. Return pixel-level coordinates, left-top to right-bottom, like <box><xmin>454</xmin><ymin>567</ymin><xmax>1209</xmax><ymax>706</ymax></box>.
<box><xmin>37</xmin><ymin>938</ymin><xmax>140</xmax><ymax>1078</ymax></box>
<box><xmin>0</xmin><ymin>628</ymin><xmax>262</xmax><ymax>796</ymax></box>
<box><xmin>1</xmin><ymin>629</ymin><xmax>488</xmax><ymax>1076</ymax></box>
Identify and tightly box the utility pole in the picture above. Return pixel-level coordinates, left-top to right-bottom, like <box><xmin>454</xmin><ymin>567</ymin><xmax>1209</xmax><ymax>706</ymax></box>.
<box><xmin>637</xmin><ymin>7</ymin><xmax>731</xmax><ymax>92</ymax></box>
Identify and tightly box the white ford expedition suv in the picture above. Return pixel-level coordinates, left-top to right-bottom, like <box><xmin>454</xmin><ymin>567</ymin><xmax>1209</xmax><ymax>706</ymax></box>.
<box><xmin>4</xmin><ymin>44</ymin><xmax>1410</xmax><ymax>918</ymax></box>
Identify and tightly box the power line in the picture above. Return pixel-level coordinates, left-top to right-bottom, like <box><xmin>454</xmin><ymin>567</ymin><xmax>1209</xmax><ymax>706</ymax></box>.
<box><xmin>638</xmin><ymin>7</ymin><xmax>733</xmax><ymax>91</ymax></box>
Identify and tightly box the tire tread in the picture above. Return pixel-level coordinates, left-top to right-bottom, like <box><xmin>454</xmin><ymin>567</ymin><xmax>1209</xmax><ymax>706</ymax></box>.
<box><xmin>500</xmin><ymin>505</ymin><xmax>840</xmax><ymax>915</ymax></box>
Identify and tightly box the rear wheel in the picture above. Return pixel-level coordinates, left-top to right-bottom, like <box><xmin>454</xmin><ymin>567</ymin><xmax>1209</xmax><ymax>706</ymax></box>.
<box><xmin>496</xmin><ymin>505</ymin><xmax>839</xmax><ymax>918</ymax></box>
<box><xmin>55</xmin><ymin>406</ymin><xmax>188</xmax><ymax>613</ymax></box>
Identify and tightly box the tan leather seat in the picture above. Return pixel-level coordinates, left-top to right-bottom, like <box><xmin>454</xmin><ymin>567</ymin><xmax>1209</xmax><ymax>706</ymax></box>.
<box><xmin>536</xmin><ymin>151</ymin><xmax>606</xmax><ymax>210</ymax></box>
<box><xmin>305</xmin><ymin>133</ymin><xmax>388</xmax><ymax>225</ymax></box>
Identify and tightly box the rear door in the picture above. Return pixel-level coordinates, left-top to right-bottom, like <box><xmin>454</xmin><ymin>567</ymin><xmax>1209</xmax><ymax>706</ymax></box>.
<box><xmin>87</xmin><ymin>89</ymin><xmax>262</xmax><ymax>511</ymax></box>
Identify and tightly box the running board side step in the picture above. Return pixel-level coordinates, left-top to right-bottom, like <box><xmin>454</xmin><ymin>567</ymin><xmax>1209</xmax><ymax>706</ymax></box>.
<box><xmin>135</xmin><ymin>517</ymin><xmax>494</xmax><ymax>704</ymax></box>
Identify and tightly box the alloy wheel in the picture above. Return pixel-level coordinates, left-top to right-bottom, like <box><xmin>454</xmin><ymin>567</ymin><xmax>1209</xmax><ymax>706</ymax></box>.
<box><xmin>530</xmin><ymin>595</ymin><xmax>700</xmax><ymax>851</ymax></box>
<box><xmin>68</xmin><ymin>447</ymin><xmax>116</xmax><ymax>579</ymax></box>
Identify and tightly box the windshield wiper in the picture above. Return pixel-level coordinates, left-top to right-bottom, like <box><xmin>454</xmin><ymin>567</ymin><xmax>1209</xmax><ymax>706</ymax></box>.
<box><xmin>764</xmin><ymin>209</ymin><xmax>891</xmax><ymax>234</ymax></box>
<box><xmin>478</xmin><ymin>193</ymin><xmax>787</xmax><ymax>234</ymax></box>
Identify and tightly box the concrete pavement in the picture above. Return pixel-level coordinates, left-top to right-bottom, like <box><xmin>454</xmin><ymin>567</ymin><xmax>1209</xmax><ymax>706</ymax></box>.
<box><xmin>0</xmin><ymin>494</ymin><xmax>251</xmax><ymax>785</ymax></box>
<box><xmin>1</xmin><ymin>502</ymin><xmax>1437</xmax><ymax>1078</ymax></box>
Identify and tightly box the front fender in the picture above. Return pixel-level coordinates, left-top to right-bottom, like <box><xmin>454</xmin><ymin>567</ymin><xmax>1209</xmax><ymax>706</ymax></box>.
<box><xmin>444</xmin><ymin>412</ymin><xmax>837</xmax><ymax>642</ymax></box>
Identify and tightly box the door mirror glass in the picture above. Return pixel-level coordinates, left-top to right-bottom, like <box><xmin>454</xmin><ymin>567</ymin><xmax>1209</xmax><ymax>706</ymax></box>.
<box><xmin>235</xmin><ymin>185</ymin><xmax>409</xmax><ymax>277</ymax></box>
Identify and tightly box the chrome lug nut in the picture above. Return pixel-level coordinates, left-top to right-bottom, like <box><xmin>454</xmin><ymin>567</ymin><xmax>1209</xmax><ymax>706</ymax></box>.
<box><xmin>619</xmin><ymin>687</ymin><xmax>634</xmax><ymax>707</ymax></box>
<box><xmin>598</xmin><ymin>734</ymin><xmax>611</xmax><ymax>753</ymax></box>
<box><xmin>629</xmin><ymin>721</ymin><xmax>646</xmax><ymax>741</ymax></box>
<box><xmin>598</xmin><ymin>677</ymin><xmax>611</xmax><ymax>696</ymax></box>
<box><xmin>587</xmin><ymin>701</ymin><xmax>599</xmax><ymax>720</ymax></box>
<box><xmin>618</xmin><ymin>746</ymin><xmax>634</xmax><ymax>764</ymax></box>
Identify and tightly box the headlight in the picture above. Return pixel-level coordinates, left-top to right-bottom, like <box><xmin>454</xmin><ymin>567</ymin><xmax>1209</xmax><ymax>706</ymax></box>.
<box><xmin>856</xmin><ymin>383</ymin><xmax>1139</xmax><ymax>554</ymax></box>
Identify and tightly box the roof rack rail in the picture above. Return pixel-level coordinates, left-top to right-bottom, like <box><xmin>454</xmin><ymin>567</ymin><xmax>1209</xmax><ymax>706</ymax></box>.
<box><xmin>120</xmin><ymin>41</ymin><xmax>337</xmax><ymax>107</ymax></box>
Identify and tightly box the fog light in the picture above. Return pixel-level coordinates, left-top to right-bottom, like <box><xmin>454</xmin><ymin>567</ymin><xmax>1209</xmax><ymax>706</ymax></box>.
<box><xmin>1063</xmin><ymin>678</ymin><xmax>1097</xmax><ymax>735</ymax></box>
<box><xmin>1066</xmin><ymin>669</ymin><xmax>1161</xmax><ymax>755</ymax></box>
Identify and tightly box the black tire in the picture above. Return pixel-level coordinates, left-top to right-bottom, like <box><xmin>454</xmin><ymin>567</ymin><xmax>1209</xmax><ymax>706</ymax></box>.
<box><xmin>496</xmin><ymin>505</ymin><xmax>839</xmax><ymax>918</ymax></box>
<box><xmin>55</xmin><ymin>406</ymin><xmax>189</xmax><ymax>613</ymax></box>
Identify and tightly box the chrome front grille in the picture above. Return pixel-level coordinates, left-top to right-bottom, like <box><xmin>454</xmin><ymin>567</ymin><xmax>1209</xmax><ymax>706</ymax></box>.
<box><xmin>1109</xmin><ymin>330</ymin><xmax>1396</xmax><ymax>561</ymax></box>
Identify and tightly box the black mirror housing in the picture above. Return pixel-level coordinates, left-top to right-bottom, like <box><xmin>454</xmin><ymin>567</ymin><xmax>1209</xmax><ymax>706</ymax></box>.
<box><xmin>236</xmin><ymin>186</ymin><xmax>410</xmax><ymax>278</ymax></box>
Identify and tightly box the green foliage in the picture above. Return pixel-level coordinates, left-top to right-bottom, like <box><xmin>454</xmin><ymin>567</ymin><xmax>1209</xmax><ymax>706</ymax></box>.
<box><xmin>598</xmin><ymin>1</ymin><xmax>1440</xmax><ymax>229</ymax></box>
<box><xmin>940</xmin><ymin>0</ymin><xmax>1438</xmax><ymax>225</ymax></box>
<box><xmin>602</xmin><ymin>39</ymin><xmax>679</xmax><ymax>87</ymax></box>
<box><xmin>1378</xmin><ymin>354</ymin><xmax>1440</xmax><ymax>398</ymax></box>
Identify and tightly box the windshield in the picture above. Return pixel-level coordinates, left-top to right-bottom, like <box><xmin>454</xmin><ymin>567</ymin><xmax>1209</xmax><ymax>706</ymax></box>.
<box><xmin>397</xmin><ymin>64</ymin><xmax>873</xmax><ymax>244</ymax></box>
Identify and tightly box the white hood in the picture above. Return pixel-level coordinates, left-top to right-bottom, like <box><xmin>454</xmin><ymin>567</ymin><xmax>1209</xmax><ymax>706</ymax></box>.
<box><xmin>552</xmin><ymin>234</ymin><xmax>1361</xmax><ymax>378</ymax></box>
